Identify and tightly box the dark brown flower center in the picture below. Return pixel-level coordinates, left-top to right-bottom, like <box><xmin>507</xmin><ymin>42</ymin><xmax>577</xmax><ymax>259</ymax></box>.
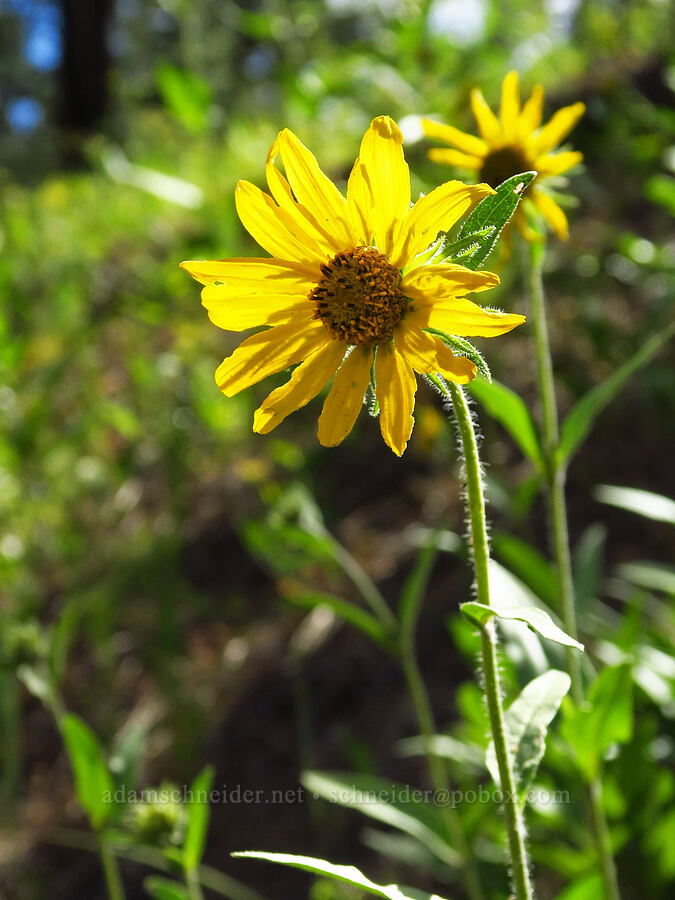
<box><xmin>310</xmin><ymin>246</ymin><xmax>408</xmax><ymax>346</ymax></box>
<box><xmin>480</xmin><ymin>146</ymin><xmax>532</xmax><ymax>188</ymax></box>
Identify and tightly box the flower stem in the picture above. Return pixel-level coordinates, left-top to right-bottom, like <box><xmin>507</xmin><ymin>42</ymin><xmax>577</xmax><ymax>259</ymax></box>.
<box><xmin>399</xmin><ymin>637</ymin><xmax>486</xmax><ymax>900</ymax></box>
<box><xmin>98</xmin><ymin>834</ymin><xmax>126</xmax><ymax>900</ymax></box>
<box><xmin>526</xmin><ymin>240</ymin><xmax>620</xmax><ymax>900</ymax></box>
<box><xmin>443</xmin><ymin>379</ymin><xmax>534</xmax><ymax>900</ymax></box>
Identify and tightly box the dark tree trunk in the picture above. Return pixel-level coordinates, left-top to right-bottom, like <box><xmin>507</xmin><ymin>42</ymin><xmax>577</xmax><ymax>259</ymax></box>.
<box><xmin>58</xmin><ymin>0</ymin><xmax>113</xmax><ymax>140</ymax></box>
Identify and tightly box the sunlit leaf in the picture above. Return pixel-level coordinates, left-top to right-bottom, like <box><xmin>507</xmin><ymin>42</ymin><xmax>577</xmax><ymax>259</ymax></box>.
<box><xmin>449</xmin><ymin>172</ymin><xmax>536</xmax><ymax>270</ymax></box>
<box><xmin>301</xmin><ymin>771</ymin><xmax>458</xmax><ymax>867</ymax></box>
<box><xmin>232</xmin><ymin>851</ymin><xmax>451</xmax><ymax>900</ymax></box>
<box><xmin>594</xmin><ymin>484</ymin><xmax>675</xmax><ymax>525</ymax></box>
<box><xmin>485</xmin><ymin>670</ymin><xmax>571</xmax><ymax>803</ymax></box>
<box><xmin>460</xmin><ymin>602</ymin><xmax>583</xmax><ymax>650</ymax></box>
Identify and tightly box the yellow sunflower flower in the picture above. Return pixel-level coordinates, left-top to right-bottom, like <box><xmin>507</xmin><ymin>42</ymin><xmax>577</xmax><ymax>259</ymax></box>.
<box><xmin>423</xmin><ymin>71</ymin><xmax>585</xmax><ymax>241</ymax></box>
<box><xmin>181</xmin><ymin>116</ymin><xmax>525</xmax><ymax>456</ymax></box>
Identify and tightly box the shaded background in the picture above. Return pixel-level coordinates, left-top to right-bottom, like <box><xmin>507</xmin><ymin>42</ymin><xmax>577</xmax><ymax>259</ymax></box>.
<box><xmin>0</xmin><ymin>1</ymin><xmax>674</xmax><ymax>898</ymax></box>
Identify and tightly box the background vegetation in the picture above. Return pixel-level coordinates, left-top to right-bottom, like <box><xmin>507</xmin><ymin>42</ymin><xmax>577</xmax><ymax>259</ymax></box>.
<box><xmin>0</xmin><ymin>1</ymin><xmax>673</xmax><ymax>898</ymax></box>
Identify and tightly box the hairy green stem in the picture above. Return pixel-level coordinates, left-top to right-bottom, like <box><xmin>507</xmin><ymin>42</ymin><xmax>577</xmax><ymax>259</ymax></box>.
<box><xmin>444</xmin><ymin>379</ymin><xmax>533</xmax><ymax>900</ymax></box>
<box><xmin>399</xmin><ymin>641</ymin><xmax>486</xmax><ymax>900</ymax></box>
<box><xmin>526</xmin><ymin>241</ymin><xmax>620</xmax><ymax>900</ymax></box>
<box><xmin>99</xmin><ymin>835</ymin><xmax>126</xmax><ymax>900</ymax></box>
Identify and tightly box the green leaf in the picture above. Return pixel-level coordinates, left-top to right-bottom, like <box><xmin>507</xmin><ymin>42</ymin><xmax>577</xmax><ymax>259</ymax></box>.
<box><xmin>183</xmin><ymin>765</ymin><xmax>215</xmax><ymax>874</ymax></box>
<box><xmin>398</xmin><ymin>541</ymin><xmax>438</xmax><ymax>643</ymax></box>
<box><xmin>451</xmin><ymin>172</ymin><xmax>536</xmax><ymax>270</ymax></box>
<box><xmin>16</xmin><ymin>664</ymin><xmax>56</xmax><ymax>708</ymax></box>
<box><xmin>423</xmin><ymin>331</ymin><xmax>491</xmax><ymax>381</ymax></box>
<box><xmin>573</xmin><ymin>525</ymin><xmax>606</xmax><ymax>614</ymax></box>
<box><xmin>155</xmin><ymin>63</ymin><xmax>212</xmax><ymax>135</ymax></box>
<box><xmin>443</xmin><ymin>226</ymin><xmax>496</xmax><ymax>261</ymax></box>
<box><xmin>594</xmin><ymin>484</ymin><xmax>675</xmax><ymax>525</ymax></box>
<box><xmin>301</xmin><ymin>771</ymin><xmax>458</xmax><ymax>867</ymax></box>
<box><xmin>560</xmin><ymin>664</ymin><xmax>633</xmax><ymax>781</ymax></box>
<box><xmin>241</xmin><ymin>521</ymin><xmax>335</xmax><ymax>577</ymax></box>
<box><xmin>396</xmin><ymin>735</ymin><xmax>484</xmax><ymax>773</ymax></box>
<box><xmin>232</xmin><ymin>851</ymin><xmax>450</xmax><ymax>900</ymax></box>
<box><xmin>61</xmin><ymin>714</ymin><xmax>115</xmax><ymax>830</ymax></box>
<box><xmin>552</xmin><ymin>873</ymin><xmax>604</xmax><ymax>900</ymax></box>
<box><xmin>144</xmin><ymin>877</ymin><xmax>191</xmax><ymax>900</ymax></box>
<box><xmin>460</xmin><ymin>602</ymin><xmax>584</xmax><ymax>651</ymax></box>
<box><xmin>485</xmin><ymin>671</ymin><xmax>571</xmax><ymax>803</ymax></box>
<box><xmin>645</xmin><ymin>174</ymin><xmax>675</xmax><ymax>215</ymax></box>
<box><xmin>467</xmin><ymin>377</ymin><xmax>544</xmax><ymax>469</ymax></box>
<box><xmin>556</xmin><ymin>323</ymin><xmax>675</xmax><ymax>467</ymax></box>
<box><xmin>616</xmin><ymin>561</ymin><xmax>675</xmax><ymax>597</ymax></box>
<box><xmin>286</xmin><ymin>590</ymin><xmax>391</xmax><ymax>648</ymax></box>
<box><xmin>492</xmin><ymin>534</ymin><xmax>558</xmax><ymax>608</ymax></box>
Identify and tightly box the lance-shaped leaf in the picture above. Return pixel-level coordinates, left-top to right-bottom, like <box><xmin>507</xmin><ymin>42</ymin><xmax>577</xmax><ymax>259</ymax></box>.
<box><xmin>460</xmin><ymin>602</ymin><xmax>583</xmax><ymax>651</ymax></box>
<box><xmin>467</xmin><ymin>377</ymin><xmax>544</xmax><ymax>469</ymax></box>
<box><xmin>301</xmin><ymin>771</ymin><xmax>458</xmax><ymax>867</ymax></box>
<box><xmin>61</xmin><ymin>714</ymin><xmax>116</xmax><ymax>830</ymax></box>
<box><xmin>286</xmin><ymin>589</ymin><xmax>392</xmax><ymax>649</ymax></box>
<box><xmin>594</xmin><ymin>484</ymin><xmax>675</xmax><ymax>525</ymax></box>
<box><xmin>556</xmin><ymin>322</ymin><xmax>675</xmax><ymax>468</ymax></box>
<box><xmin>144</xmin><ymin>878</ymin><xmax>191</xmax><ymax>900</ymax></box>
<box><xmin>445</xmin><ymin>171</ymin><xmax>536</xmax><ymax>270</ymax></box>
<box><xmin>486</xmin><ymin>670</ymin><xmax>571</xmax><ymax>804</ymax></box>
<box><xmin>232</xmin><ymin>852</ymin><xmax>451</xmax><ymax>900</ymax></box>
<box><xmin>560</xmin><ymin>664</ymin><xmax>633</xmax><ymax>782</ymax></box>
<box><xmin>442</xmin><ymin>226</ymin><xmax>496</xmax><ymax>262</ymax></box>
<box><xmin>183</xmin><ymin>765</ymin><xmax>215</xmax><ymax>875</ymax></box>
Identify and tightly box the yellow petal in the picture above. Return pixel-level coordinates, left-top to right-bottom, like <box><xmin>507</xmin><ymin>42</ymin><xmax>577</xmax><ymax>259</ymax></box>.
<box><xmin>534</xmin><ymin>102</ymin><xmax>585</xmax><ymax>154</ymax></box>
<box><xmin>235</xmin><ymin>180</ymin><xmax>326</xmax><ymax>264</ymax></box>
<box><xmin>317</xmin><ymin>345</ymin><xmax>373</xmax><ymax>447</ymax></box>
<box><xmin>519</xmin><ymin>84</ymin><xmax>544</xmax><ymax>135</ymax></box>
<box><xmin>181</xmin><ymin>257</ymin><xmax>316</xmax><ymax>289</ymax></box>
<box><xmin>265</xmin><ymin>137</ymin><xmax>344</xmax><ymax>257</ymax></box>
<box><xmin>428</xmin><ymin>148</ymin><xmax>483</xmax><ymax>170</ymax></box>
<box><xmin>500</xmin><ymin>71</ymin><xmax>521</xmax><ymax>141</ymax></box>
<box><xmin>531</xmin><ymin>190</ymin><xmax>569</xmax><ymax>240</ymax></box>
<box><xmin>394</xmin><ymin>325</ymin><xmax>476</xmax><ymax>383</ymax></box>
<box><xmin>357</xmin><ymin>116</ymin><xmax>411</xmax><ymax>256</ymax></box>
<box><xmin>392</xmin><ymin>182</ymin><xmax>494</xmax><ymax>269</ymax></box>
<box><xmin>470</xmin><ymin>88</ymin><xmax>502</xmax><ymax>142</ymax></box>
<box><xmin>347</xmin><ymin>155</ymin><xmax>372</xmax><ymax>245</ymax></box>
<box><xmin>407</xmin><ymin>297</ymin><xmax>526</xmax><ymax>337</ymax></box>
<box><xmin>253</xmin><ymin>340</ymin><xmax>347</xmax><ymax>434</ymax></box>
<box><xmin>375</xmin><ymin>341</ymin><xmax>416</xmax><ymax>457</ymax></box>
<box><xmin>402</xmin><ymin>264</ymin><xmax>500</xmax><ymax>300</ymax></box>
<box><xmin>422</xmin><ymin>119</ymin><xmax>488</xmax><ymax>157</ymax></box>
<box><xmin>203</xmin><ymin>292</ymin><xmax>315</xmax><ymax>331</ymax></box>
<box><xmin>215</xmin><ymin>320</ymin><xmax>327</xmax><ymax>396</ymax></box>
<box><xmin>535</xmin><ymin>150</ymin><xmax>583</xmax><ymax>176</ymax></box>
<box><xmin>277</xmin><ymin>129</ymin><xmax>353</xmax><ymax>248</ymax></box>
